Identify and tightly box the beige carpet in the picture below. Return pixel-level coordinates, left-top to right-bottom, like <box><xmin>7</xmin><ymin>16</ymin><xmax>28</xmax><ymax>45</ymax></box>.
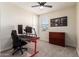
<box><xmin>0</xmin><ymin>40</ymin><xmax>78</xmax><ymax>57</ymax></box>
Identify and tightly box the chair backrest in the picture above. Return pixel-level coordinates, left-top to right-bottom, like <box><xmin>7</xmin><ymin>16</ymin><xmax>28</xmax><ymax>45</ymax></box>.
<box><xmin>11</xmin><ymin>30</ymin><xmax>19</xmax><ymax>48</ymax></box>
<box><xmin>11</xmin><ymin>30</ymin><xmax>18</xmax><ymax>41</ymax></box>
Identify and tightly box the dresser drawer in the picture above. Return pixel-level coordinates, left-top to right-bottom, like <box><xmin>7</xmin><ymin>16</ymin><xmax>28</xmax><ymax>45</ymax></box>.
<box><xmin>49</xmin><ymin>32</ymin><xmax>65</xmax><ymax>47</ymax></box>
<box><xmin>49</xmin><ymin>32</ymin><xmax>65</xmax><ymax>39</ymax></box>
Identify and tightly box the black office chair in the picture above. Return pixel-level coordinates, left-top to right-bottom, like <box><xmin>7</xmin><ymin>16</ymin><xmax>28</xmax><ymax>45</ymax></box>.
<box><xmin>11</xmin><ymin>30</ymin><xmax>27</xmax><ymax>55</ymax></box>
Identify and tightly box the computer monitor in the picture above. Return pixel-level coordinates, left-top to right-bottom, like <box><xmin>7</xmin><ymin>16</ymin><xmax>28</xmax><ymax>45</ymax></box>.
<box><xmin>24</xmin><ymin>26</ymin><xmax>32</xmax><ymax>33</ymax></box>
<box><xmin>18</xmin><ymin>25</ymin><xmax>23</xmax><ymax>34</ymax></box>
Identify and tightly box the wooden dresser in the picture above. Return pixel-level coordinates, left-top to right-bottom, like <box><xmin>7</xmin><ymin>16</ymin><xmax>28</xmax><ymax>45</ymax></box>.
<box><xmin>49</xmin><ymin>32</ymin><xmax>65</xmax><ymax>47</ymax></box>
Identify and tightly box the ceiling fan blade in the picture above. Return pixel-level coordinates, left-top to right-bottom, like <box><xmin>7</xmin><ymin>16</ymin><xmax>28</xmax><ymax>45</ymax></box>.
<box><xmin>44</xmin><ymin>5</ymin><xmax>52</xmax><ymax>8</ymax></box>
<box><xmin>37</xmin><ymin>2</ymin><xmax>41</xmax><ymax>4</ymax></box>
<box><xmin>32</xmin><ymin>5</ymin><xmax>40</xmax><ymax>7</ymax></box>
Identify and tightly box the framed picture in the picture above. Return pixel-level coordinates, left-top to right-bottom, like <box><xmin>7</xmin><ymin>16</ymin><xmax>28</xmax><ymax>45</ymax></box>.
<box><xmin>50</xmin><ymin>16</ymin><xmax>67</xmax><ymax>27</ymax></box>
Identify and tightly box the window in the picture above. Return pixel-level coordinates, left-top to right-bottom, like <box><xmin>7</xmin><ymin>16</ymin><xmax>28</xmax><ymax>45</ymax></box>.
<box><xmin>41</xmin><ymin>16</ymin><xmax>48</xmax><ymax>31</ymax></box>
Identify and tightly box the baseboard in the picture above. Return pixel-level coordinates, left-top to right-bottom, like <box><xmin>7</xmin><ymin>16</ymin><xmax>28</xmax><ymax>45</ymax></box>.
<box><xmin>65</xmin><ymin>45</ymin><xmax>76</xmax><ymax>48</ymax></box>
<box><xmin>40</xmin><ymin>39</ymin><xmax>49</xmax><ymax>43</ymax></box>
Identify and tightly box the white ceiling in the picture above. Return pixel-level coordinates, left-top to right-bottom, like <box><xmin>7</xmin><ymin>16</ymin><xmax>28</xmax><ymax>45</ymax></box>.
<box><xmin>14</xmin><ymin>2</ymin><xmax>76</xmax><ymax>15</ymax></box>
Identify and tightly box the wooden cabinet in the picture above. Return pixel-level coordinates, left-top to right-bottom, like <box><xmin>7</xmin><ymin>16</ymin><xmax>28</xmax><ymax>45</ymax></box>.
<box><xmin>49</xmin><ymin>32</ymin><xmax>65</xmax><ymax>47</ymax></box>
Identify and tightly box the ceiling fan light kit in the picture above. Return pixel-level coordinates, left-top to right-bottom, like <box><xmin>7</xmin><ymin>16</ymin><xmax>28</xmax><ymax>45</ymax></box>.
<box><xmin>39</xmin><ymin>6</ymin><xmax>44</xmax><ymax>9</ymax></box>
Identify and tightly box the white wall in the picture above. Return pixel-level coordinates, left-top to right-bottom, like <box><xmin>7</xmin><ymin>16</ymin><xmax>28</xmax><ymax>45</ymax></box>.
<box><xmin>0</xmin><ymin>5</ymin><xmax>1</xmax><ymax>51</ymax></box>
<box><xmin>0</xmin><ymin>3</ymin><xmax>38</xmax><ymax>52</ymax></box>
<box><xmin>77</xmin><ymin>3</ymin><xmax>79</xmax><ymax>56</ymax></box>
<box><xmin>39</xmin><ymin>6</ymin><xmax>77</xmax><ymax>47</ymax></box>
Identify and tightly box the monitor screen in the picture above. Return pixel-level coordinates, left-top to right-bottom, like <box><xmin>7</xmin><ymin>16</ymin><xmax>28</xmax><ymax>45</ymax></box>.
<box><xmin>24</xmin><ymin>26</ymin><xmax>32</xmax><ymax>33</ymax></box>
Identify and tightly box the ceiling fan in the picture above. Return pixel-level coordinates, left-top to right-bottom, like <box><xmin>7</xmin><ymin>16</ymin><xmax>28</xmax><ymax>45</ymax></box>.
<box><xmin>32</xmin><ymin>2</ymin><xmax>52</xmax><ymax>8</ymax></box>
